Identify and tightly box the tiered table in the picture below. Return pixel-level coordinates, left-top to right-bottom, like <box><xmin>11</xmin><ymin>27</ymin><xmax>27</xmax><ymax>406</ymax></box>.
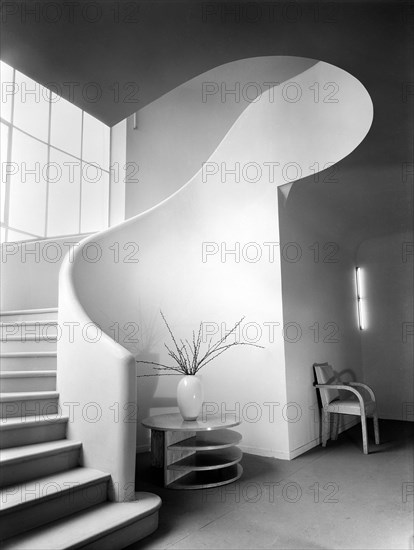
<box><xmin>142</xmin><ymin>413</ymin><xmax>243</xmax><ymax>489</ymax></box>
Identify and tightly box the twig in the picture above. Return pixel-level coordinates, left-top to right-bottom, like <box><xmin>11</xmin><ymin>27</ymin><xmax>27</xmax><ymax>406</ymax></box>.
<box><xmin>137</xmin><ymin>314</ymin><xmax>263</xmax><ymax>376</ymax></box>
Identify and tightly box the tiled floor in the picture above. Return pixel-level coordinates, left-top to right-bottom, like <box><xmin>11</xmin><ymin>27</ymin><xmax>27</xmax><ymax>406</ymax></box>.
<box><xmin>130</xmin><ymin>420</ymin><xmax>413</xmax><ymax>549</ymax></box>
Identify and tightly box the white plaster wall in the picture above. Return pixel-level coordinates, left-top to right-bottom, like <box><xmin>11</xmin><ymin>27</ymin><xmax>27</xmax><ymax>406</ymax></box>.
<box><xmin>125</xmin><ymin>56</ymin><xmax>318</xmax><ymax>217</ymax></box>
<box><xmin>279</xmin><ymin>195</ymin><xmax>364</xmax><ymax>457</ymax></box>
<box><xmin>61</xmin><ymin>57</ymin><xmax>372</xmax><ymax>467</ymax></box>
<box><xmin>1</xmin><ymin>235</ymin><xmax>88</xmax><ymax>310</ymax></box>
<box><xmin>98</xmin><ymin>57</ymin><xmax>372</xmax><ymax>458</ymax></box>
<box><xmin>357</xmin><ymin>232</ymin><xmax>413</xmax><ymax>421</ymax></box>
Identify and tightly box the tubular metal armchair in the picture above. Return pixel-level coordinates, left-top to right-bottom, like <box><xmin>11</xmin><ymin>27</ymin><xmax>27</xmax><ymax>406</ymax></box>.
<box><xmin>313</xmin><ymin>362</ymin><xmax>380</xmax><ymax>454</ymax></box>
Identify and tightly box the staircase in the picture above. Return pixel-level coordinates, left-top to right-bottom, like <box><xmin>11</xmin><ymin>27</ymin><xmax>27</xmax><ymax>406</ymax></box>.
<box><xmin>0</xmin><ymin>308</ymin><xmax>161</xmax><ymax>549</ymax></box>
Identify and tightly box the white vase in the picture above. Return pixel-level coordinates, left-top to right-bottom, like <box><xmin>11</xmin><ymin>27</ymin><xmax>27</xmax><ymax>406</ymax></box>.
<box><xmin>177</xmin><ymin>375</ymin><xmax>203</xmax><ymax>421</ymax></box>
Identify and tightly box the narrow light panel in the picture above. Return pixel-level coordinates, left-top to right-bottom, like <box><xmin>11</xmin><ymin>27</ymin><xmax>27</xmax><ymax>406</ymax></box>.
<box><xmin>355</xmin><ymin>267</ymin><xmax>366</xmax><ymax>330</ymax></box>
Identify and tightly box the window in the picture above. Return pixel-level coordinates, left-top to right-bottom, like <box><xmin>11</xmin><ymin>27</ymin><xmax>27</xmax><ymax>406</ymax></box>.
<box><xmin>82</xmin><ymin>112</ymin><xmax>110</xmax><ymax>171</ymax></box>
<box><xmin>0</xmin><ymin>61</ymin><xmax>14</xmax><ymax>123</ymax></box>
<box><xmin>0</xmin><ymin>122</ymin><xmax>9</xmax><ymax>222</ymax></box>
<box><xmin>47</xmin><ymin>149</ymin><xmax>81</xmax><ymax>236</ymax></box>
<box><xmin>8</xmin><ymin>129</ymin><xmax>48</xmax><ymax>236</ymax></box>
<box><xmin>81</xmin><ymin>167</ymin><xmax>109</xmax><ymax>232</ymax></box>
<box><xmin>50</xmin><ymin>95</ymin><xmax>82</xmax><ymax>158</ymax></box>
<box><xmin>0</xmin><ymin>62</ymin><xmax>111</xmax><ymax>243</ymax></box>
<box><xmin>13</xmin><ymin>70</ymin><xmax>50</xmax><ymax>142</ymax></box>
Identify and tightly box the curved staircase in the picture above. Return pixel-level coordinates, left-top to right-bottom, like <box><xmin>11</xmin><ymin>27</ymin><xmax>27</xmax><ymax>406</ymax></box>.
<box><xmin>0</xmin><ymin>307</ymin><xmax>161</xmax><ymax>549</ymax></box>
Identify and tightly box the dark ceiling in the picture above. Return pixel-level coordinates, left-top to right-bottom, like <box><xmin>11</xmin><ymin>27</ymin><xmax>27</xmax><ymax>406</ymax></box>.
<box><xmin>1</xmin><ymin>0</ymin><xmax>413</xmax><ymax>243</ymax></box>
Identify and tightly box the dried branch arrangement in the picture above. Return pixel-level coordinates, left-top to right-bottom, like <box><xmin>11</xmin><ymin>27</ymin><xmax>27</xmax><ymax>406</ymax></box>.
<box><xmin>137</xmin><ymin>311</ymin><xmax>263</xmax><ymax>376</ymax></box>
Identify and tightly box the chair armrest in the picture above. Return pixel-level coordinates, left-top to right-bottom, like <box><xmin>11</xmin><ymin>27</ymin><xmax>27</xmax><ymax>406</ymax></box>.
<box><xmin>314</xmin><ymin>384</ymin><xmax>367</xmax><ymax>412</ymax></box>
<box><xmin>347</xmin><ymin>382</ymin><xmax>376</xmax><ymax>402</ymax></box>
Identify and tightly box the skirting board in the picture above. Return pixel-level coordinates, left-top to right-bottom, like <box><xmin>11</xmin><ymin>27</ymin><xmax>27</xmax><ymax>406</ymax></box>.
<box><xmin>239</xmin><ymin>444</ymin><xmax>290</xmax><ymax>460</ymax></box>
<box><xmin>288</xmin><ymin>417</ymin><xmax>360</xmax><ymax>460</ymax></box>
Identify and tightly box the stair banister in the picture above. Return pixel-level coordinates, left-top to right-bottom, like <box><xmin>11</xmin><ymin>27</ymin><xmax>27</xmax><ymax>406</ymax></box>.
<box><xmin>57</xmin><ymin>226</ymin><xmax>138</xmax><ymax>503</ymax></box>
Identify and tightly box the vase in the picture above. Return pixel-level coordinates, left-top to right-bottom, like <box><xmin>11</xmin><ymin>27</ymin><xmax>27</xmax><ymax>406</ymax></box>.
<box><xmin>177</xmin><ymin>375</ymin><xmax>203</xmax><ymax>421</ymax></box>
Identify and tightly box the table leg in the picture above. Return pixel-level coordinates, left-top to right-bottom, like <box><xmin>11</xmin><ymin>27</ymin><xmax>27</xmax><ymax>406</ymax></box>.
<box><xmin>150</xmin><ymin>429</ymin><xmax>164</xmax><ymax>468</ymax></box>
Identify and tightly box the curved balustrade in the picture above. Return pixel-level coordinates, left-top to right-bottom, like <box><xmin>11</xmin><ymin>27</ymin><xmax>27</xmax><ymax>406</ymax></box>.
<box><xmin>57</xmin><ymin>57</ymin><xmax>373</xmax><ymax>500</ymax></box>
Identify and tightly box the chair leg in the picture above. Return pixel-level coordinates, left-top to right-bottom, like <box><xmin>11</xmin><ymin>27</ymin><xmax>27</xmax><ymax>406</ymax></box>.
<box><xmin>332</xmin><ymin>413</ymin><xmax>339</xmax><ymax>440</ymax></box>
<box><xmin>373</xmin><ymin>411</ymin><xmax>380</xmax><ymax>445</ymax></box>
<box><xmin>361</xmin><ymin>412</ymin><xmax>368</xmax><ymax>454</ymax></box>
<box><xmin>322</xmin><ymin>410</ymin><xmax>330</xmax><ymax>447</ymax></box>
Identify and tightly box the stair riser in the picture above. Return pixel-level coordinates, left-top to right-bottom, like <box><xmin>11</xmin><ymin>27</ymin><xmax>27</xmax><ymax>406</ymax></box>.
<box><xmin>0</xmin><ymin>448</ymin><xmax>80</xmax><ymax>488</ymax></box>
<box><xmin>0</xmin><ymin>340</ymin><xmax>57</xmax><ymax>353</ymax></box>
<box><xmin>0</xmin><ymin>376</ymin><xmax>56</xmax><ymax>392</ymax></box>
<box><xmin>0</xmin><ymin>479</ymin><xmax>109</xmax><ymax>540</ymax></box>
<box><xmin>0</xmin><ymin>399</ymin><xmax>58</xmax><ymax>419</ymax></box>
<box><xmin>0</xmin><ymin>356</ymin><xmax>56</xmax><ymax>371</ymax></box>
<box><xmin>0</xmin><ymin>324</ymin><xmax>58</xmax><ymax>339</ymax></box>
<box><xmin>0</xmin><ymin>421</ymin><xmax>67</xmax><ymax>449</ymax></box>
<box><xmin>0</xmin><ymin>311</ymin><xmax>58</xmax><ymax>323</ymax></box>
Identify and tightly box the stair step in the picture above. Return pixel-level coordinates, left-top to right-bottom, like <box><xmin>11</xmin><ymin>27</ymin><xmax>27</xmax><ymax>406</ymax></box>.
<box><xmin>0</xmin><ymin>335</ymin><xmax>57</xmax><ymax>353</ymax></box>
<box><xmin>0</xmin><ymin>309</ymin><xmax>58</xmax><ymax>322</ymax></box>
<box><xmin>1</xmin><ymin>492</ymin><xmax>162</xmax><ymax>549</ymax></box>
<box><xmin>0</xmin><ymin>440</ymin><xmax>81</xmax><ymax>487</ymax></box>
<box><xmin>0</xmin><ymin>371</ymin><xmax>56</xmax><ymax>392</ymax></box>
<box><xmin>0</xmin><ymin>321</ymin><xmax>58</xmax><ymax>339</ymax></box>
<box><xmin>0</xmin><ymin>391</ymin><xmax>59</xmax><ymax>419</ymax></box>
<box><xmin>0</xmin><ymin>352</ymin><xmax>57</xmax><ymax>371</ymax></box>
<box><xmin>0</xmin><ymin>414</ymin><xmax>68</xmax><ymax>448</ymax></box>
<box><xmin>0</xmin><ymin>467</ymin><xmax>110</xmax><ymax>540</ymax></box>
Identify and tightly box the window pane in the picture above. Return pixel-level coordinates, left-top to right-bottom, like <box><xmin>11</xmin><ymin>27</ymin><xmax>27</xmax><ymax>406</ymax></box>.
<box><xmin>82</xmin><ymin>113</ymin><xmax>110</xmax><ymax>170</ymax></box>
<box><xmin>0</xmin><ymin>61</ymin><xmax>14</xmax><ymax>123</ymax></box>
<box><xmin>6</xmin><ymin>228</ymin><xmax>41</xmax><ymax>242</ymax></box>
<box><xmin>50</xmin><ymin>96</ymin><xmax>82</xmax><ymax>157</ymax></box>
<box><xmin>8</xmin><ymin>129</ymin><xmax>47</xmax><ymax>235</ymax></box>
<box><xmin>80</xmin><ymin>164</ymin><xmax>109</xmax><ymax>232</ymax></box>
<box><xmin>0</xmin><ymin>122</ymin><xmax>9</xmax><ymax>222</ymax></box>
<box><xmin>47</xmin><ymin>149</ymin><xmax>81</xmax><ymax>236</ymax></box>
<box><xmin>13</xmin><ymin>70</ymin><xmax>49</xmax><ymax>142</ymax></box>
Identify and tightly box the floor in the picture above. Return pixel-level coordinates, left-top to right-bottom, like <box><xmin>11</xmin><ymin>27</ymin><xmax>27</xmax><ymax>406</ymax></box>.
<box><xmin>129</xmin><ymin>420</ymin><xmax>413</xmax><ymax>550</ymax></box>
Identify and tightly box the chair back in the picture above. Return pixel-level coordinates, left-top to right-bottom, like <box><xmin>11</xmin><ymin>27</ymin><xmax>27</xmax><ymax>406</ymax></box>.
<box><xmin>314</xmin><ymin>363</ymin><xmax>340</xmax><ymax>407</ymax></box>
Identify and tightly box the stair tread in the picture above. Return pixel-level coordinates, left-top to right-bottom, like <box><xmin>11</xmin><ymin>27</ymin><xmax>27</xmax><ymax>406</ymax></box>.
<box><xmin>0</xmin><ymin>309</ymin><xmax>58</xmax><ymax>316</ymax></box>
<box><xmin>0</xmin><ymin>467</ymin><xmax>110</xmax><ymax>512</ymax></box>
<box><xmin>0</xmin><ymin>439</ymin><xmax>81</xmax><ymax>465</ymax></box>
<box><xmin>0</xmin><ymin>335</ymin><xmax>58</xmax><ymax>342</ymax></box>
<box><xmin>0</xmin><ymin>414</ymin><xmax>68</xmax><ymax>430</ymax></box>
<box><xmin>2</xmin><ymin>492</ymin><xmax>162</xmax><ymax>549</ymax></box>
<box><xmin>0</xmin><ymin>351</ymin><xmax>57</xmax><ymax>359</ymax></box>
<box><xmin>0</xmin><ymin>321</ymin><xmax>58</xmax><ymax>327</ymax></box>
<box><xmin>0</xmin><ymin>391</ymin><xmax>59</xmax><ymax>401</ymax></box>
<box><xmin>0</xmin><ymin>371</ymin><xmax>56</xmax><ymax>378</ymax></box>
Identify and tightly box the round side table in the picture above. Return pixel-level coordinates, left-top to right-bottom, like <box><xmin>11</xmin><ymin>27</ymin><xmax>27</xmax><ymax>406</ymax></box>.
<box><xmin>142</xmin><ymin>413</ymin><xmax>243</xmax><ymax>489</ymax></box>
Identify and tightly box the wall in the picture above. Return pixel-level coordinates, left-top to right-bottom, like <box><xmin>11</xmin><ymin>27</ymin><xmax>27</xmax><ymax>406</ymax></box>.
<box><xmin>109</xmin><ymin>119</ymin><xmax>127</xmax><ymax>225</ymax></box>
<box><xmin>278</xmin><ymin>189</ymin><xmax>364</xmax><ymax>457</ymax></box>
<box><xmin>0</xmin><ymin>235</ymin><xmax>88</xmax><ymax>310</ymax></box>
<box><xmin>120</xmin><ymin>57</ymin><xmax>372</xmax><ymax>458</ymax></box>
<box><xmin>357</xmin><ymin>232</ymin><xmax>413</xmax><ymax>421</ymax></box>
<box><xmin>125</xmin><ymin>56</ymin><xmax>318</xmax><ymax>217</ymax></box>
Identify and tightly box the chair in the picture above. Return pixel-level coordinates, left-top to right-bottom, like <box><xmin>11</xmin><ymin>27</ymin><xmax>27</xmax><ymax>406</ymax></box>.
<box><xmin>313</xmin><ymin>362</ymin><xmax>380</xmax><ymax>454</ymax></box>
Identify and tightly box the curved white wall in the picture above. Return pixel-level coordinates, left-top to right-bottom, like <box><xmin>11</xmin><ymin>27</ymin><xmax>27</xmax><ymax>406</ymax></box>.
<box><xmin>125</xmin><ymin>56</ymin><xmax>318</xmax><ymax>216</ymax></box>
<box><xmin>58</xmin><ymin>56</ymin><xmax>373</xmax><ymax>491</ymax></box>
